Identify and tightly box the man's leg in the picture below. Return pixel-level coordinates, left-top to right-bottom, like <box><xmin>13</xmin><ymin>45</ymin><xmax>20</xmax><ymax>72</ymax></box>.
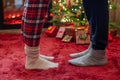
<box><xmin>70</xmin><ymin>0</ymin><xmax>93</xmax><ymax>58</ymax></box>
<box><xmin>21</xmin><ymin>0</ymin><xmax>58</xmax><ymax>70</ymax></box>
<box><xmin>69</xmin><ymin>0</ymin><xmax>109</xmax><ymax>66</ymax></box>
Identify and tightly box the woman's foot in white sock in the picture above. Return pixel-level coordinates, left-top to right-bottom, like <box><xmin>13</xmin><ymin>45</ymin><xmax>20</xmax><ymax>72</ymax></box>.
<box><xmin>39</xmin><ymin>54</ymin><xmax>54</xmax><ymax>61</ymax></box>
<box><xmin>25</xmin><ymin>56</ymin><xmax>58</xmax><ymax>70</ymax></box>
<box><xmin>24</xmin><ymin>45</ymin><xmax>58</xmax><ymax>70</ymax></box>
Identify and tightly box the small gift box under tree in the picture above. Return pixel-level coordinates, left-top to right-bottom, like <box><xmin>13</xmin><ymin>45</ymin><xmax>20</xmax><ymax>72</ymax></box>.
<box><xmin>45</xmin><ymin>26</ymin><xmax>58</xmax><ymax>37</ymax></box>
<box><xmin>76</xmin><ymin>27</ymin><xmax>90</xmax><ymax>44</ymax></box>
<box><xmin>62</xmin><ymin>26</ymin><xmax>75</xmax><ymax>42</ymax></box>
<box><xmin>56</xmin><ymin>27</ymin><xmax>66</xmax><ymax>38</ymax></box>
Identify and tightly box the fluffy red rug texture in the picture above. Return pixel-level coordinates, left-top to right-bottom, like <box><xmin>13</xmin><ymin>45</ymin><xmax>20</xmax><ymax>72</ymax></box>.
<box><xmin>0</xmin><ymin>33</ymin><xmax>120</xmax><ymax>80</ymax></box>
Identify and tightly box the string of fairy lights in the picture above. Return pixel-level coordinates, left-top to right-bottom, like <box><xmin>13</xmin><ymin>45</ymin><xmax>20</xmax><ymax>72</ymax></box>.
<box><xmin>50</xmin><ymin>0</ymin><xmax>116</xmax><ymax>27</ymax></box>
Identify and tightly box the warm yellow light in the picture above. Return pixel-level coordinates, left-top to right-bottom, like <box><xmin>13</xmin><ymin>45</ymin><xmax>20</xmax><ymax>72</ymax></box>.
<box><xmin>12</xmin><ymin>15</ymin><xmax>16</xmax><ymax>18</ymax></box>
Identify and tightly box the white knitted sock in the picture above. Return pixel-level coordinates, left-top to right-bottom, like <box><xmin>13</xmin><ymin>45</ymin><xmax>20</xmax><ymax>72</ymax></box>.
<box><xmin>39</xmin><ymin>54</ymin><xmax>54</xmax><ymax>61</ymax></box>
<box><xmin>24</xmin><ymin>45</ymin><xmax>58</xmax><ymax>70</ymax></box>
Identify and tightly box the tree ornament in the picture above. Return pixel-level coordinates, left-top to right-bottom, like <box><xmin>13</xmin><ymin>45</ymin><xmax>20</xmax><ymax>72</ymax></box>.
<box><xmin>50</xmin><ymin>13</ymin><xmax>54</xmax><ymax>17</ymax></box>
<box><xmin>67</xmin><ymin>0</ymin><xmax>72</xmax><ymax>8</ymax></box>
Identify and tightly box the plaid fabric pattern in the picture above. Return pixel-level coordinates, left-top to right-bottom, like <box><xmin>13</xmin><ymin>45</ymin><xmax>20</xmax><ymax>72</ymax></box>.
<box><xmin>21</xmin><ymin>0</ymin><xmax>50</xmax><ymax>47</ymax></box>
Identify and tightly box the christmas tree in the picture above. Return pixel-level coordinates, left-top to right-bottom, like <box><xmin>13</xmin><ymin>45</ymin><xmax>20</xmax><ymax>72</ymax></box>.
<box><xmin>50</xmin><ymin>0</ymin><xmax>116</xmax><ymax>27</ymax></box>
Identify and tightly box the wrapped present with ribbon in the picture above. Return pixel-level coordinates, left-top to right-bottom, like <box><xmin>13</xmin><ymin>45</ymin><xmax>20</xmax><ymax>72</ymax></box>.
<box><xmin>56</xmin><ymin>27</ymin><xmax>66</xmax><ymax>38</ymax></box>
<box><xmin>76</xmin><ymin>27</ymin><xmax>90</xmax><ymax>44</ymax></box>
<box><xmin>64</xmin><ymin>26</ymin><xmax>76</xmax><ymax>42</ymax></box>
<box><xmin>62</xmin><ymin>35</ymin><xmax>73</xmax><ymax>42</ymax></box>
<box><xmin>45</xmin><ymin>26</ymin><xmax>58</xmax><ymax>37</ymax></box>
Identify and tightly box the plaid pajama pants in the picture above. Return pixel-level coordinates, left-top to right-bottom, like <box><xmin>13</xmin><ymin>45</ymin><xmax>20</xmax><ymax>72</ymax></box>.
<box><xmin>21</xmin><ymin>0</ymin><xmax>50</xmax><ymax>47</ymax></box>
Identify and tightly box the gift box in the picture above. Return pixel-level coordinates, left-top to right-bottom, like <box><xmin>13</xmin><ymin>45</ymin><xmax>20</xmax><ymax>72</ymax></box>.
<box><xmin>108</xmin><ymin>32</ymin><xmax>113</xmax><ymax>42</ymax></box>
<box><xmin>62</xmin><ymin>35</ymin><xmax>73</xmax><ymax>42</ymax></box>
<box><xmin>76</xmin><ymin>27</ymin><xmax>90</xmax><ymax>44</ymax></box>
<box><xmin>64</xmin><ymin>26</ymin><xmax>76</xmax><ymax>41</ymax></box>
<box><xmin>65</xmin><ymin>26</ymin><xmax>75</xmax><ymax>35</ymax></box>
<box><xmin>45</xmin><ymin>26</ymin><xmax>58</xmax><ymax>37</ymax></box>
<box><xmin>56</xmin><ymin>27</ymin><xmax>66</xmax><ymax>38</ymax></box>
